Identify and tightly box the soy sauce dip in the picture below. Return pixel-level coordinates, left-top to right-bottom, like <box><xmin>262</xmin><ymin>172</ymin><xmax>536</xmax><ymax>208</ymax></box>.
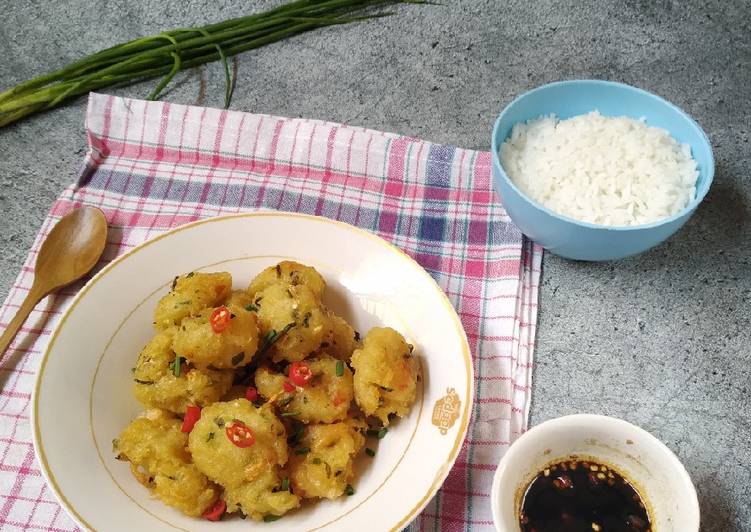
<box><xmin>519</xmin><ymin>458</ymin><xmax>651</xmax><ymax>532</ymax></box>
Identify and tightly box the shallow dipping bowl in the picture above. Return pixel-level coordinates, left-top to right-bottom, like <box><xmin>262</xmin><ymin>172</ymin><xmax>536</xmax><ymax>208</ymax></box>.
<box><xmin>491</xmin><ymin>80</ymin><xmax>714</xmax><ymax>261</ymax></box>
<box><xmin>491</xmin><ymin>414</ymin><xmax>700</xmax><ymax>531</ymax></box>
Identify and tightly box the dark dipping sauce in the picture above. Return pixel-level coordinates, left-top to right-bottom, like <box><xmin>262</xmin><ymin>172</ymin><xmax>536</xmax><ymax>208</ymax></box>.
<box><xmin>519</xmin><ymin>459</ymin><xmax>651</xmax><ymax>532</ymax></box>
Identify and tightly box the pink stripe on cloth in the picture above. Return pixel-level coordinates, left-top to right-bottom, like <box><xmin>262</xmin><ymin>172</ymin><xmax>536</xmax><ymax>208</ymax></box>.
<box><xmin>0</xmin><ymin>93</ymin><xmax>542</xmax><ymax>531</ymax></box>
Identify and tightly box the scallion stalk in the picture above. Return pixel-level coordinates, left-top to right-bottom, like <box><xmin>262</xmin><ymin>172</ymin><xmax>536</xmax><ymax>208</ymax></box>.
<box><xmin>0</xmin><ymin>0</ymin><xmax>426</xmax><ymax>128</ymax></box>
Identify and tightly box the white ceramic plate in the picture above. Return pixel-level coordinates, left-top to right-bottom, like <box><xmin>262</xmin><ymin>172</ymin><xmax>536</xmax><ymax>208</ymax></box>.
<box><xmin>33</xmin><ymin>212</ymin><xmax>472</xmax><ymax>531</ymax></box>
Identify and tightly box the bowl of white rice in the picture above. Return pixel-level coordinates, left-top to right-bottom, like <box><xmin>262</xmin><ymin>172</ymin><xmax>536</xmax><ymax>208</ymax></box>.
<box><xmin>491</xmin><ymin>80</ymin><xmax>714</xmax><ymax>260</ymax></box>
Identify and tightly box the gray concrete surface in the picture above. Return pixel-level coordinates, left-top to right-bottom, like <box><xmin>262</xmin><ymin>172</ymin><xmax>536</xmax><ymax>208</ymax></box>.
<box><xmin>1</xmin><ymin>0</ymin><xmax>749</xmax><ymax>530</ymax></box>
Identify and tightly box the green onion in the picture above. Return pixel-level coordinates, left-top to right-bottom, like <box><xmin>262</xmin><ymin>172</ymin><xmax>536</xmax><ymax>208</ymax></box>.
<box><xmin>365</xmin><ymin>447</ymin><xmax>375</xmax><ymax>457</ymax></box>
<box><xmin>257</xmin><ymin>322</ymin><xmax>296</xmax><ymax>357</ymax></box>
<box><xmin>294</xmin><ymin>447</ymin><xmax>310</xmax><ymax>455</ymax></box>
<box><xmin>169</xmin><ymin>355</ymin><xmax>183</xmax><ymax>377</ymax></box>
<box><xmin>280</xmin><ymin>477</ymin><xmax>289</xmax><ymax>491</ymax></box>
<box><xmin>344</xmin><ymin>484</ymin><xmax>355</xmax><ymax>496</ymax></box>
<box><xmin>245</xmin><ymin>304</ymin><xmax>259</xmax><ymax>312</ymax></box>
<box><xmin>206</xmin><ymin>432</ymin><xmax>215</xmax><ymax>442</ymax></box>
<box><xmin>263</xmin><ymin>514</ymin><xmax>281</xmax><ymax>522</ymax></box>
<box><xmin>335</xmin><ymin>360</ymin><xmax>344</xmax><ymax>377</ymax></box>
<box><xmin>0</xmin><ymin>1</ymin><xmax>426</xmax><ymax>128</ymax></box>
<box><xmin>311</xmin><ymin>457</ymin><xmax>322</xmax><ymax>464</ymax></box>
<box><xmin>280</xmin><ymin>411</ymin><xmax>301</xmax><ymax>417</ymax></box>
<box><xmin>366</xmin><ymin>427</ymin><xmax>388</xmax><ymax>439</ymax></box>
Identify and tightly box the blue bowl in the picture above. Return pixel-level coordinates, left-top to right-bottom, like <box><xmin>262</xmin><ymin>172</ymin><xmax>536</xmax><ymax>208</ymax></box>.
<box><xmin>491</xmin><ymin>80</ymin><xmax>714</xmax><ymax>261</ymax></box>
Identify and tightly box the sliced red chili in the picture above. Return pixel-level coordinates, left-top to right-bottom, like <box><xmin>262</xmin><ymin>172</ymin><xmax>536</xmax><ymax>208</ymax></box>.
<box><xmin>283</xmin><ymin>381</ymin><xmax>295</xmax><ymax>393</ymax></box>
<box><xmin>226</xmin><ymin>420</ymin><xmax>255</xmax><ymax>448</ymax></box>
<box><xmin>181</xmin><ymin>405</ymin><xmax>201</xmax><ymax>433</ymax></box>
<box><xmin>202</xmin><ymin>498</ymin><xmax>226</xmax><ymax>521</ymax></box>
<box><xmin>289</xmin><ymin>362</ymin><xmax>313</xmax><ymax>387</ymax></box>
<box><xmin>210</xmin><ymin>306</ymin><xmax>232</xmax><ymax>334</ymax></box>
<box><xmin>245</xmin><ymin>386</ymin><xmax>258</xmax><ymax>402</ymax></box>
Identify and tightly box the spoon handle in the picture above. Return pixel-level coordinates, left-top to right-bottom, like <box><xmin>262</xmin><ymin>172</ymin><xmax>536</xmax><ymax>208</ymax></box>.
<box><xmin>0</xmin><ymin>285</ymin><xmax>45</xmax><ymax>363</ymax></box>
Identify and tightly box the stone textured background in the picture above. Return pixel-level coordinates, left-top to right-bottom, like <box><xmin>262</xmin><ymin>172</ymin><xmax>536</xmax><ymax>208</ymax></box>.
<box><xmin>1</xmin><ymin>1</ymin><xmax>749</xmax><ymax>530</ymax></box>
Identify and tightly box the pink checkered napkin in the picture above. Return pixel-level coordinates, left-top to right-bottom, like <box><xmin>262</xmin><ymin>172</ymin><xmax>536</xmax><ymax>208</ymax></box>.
<box><xmin>0</xmin><ymin>92</ymin><xmax>542</xmax><ymax>531</ymax></box>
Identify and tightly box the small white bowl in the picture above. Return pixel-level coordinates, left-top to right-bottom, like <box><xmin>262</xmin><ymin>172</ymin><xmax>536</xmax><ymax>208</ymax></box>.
<box><xmin>491</xmin><ymin>414</ymin><xmax>699</xmax><ymax>531</ymax></box>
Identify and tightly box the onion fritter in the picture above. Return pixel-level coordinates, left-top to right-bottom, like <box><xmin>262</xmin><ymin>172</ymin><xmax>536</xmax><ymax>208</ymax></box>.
<box><xmin>114</xmin><ymin>410</ymin><xmax>219</xmax><ymax>517</ymax></box>
<box><xmin>288</xmin><ymin>419</ymin><xmax>366</xmax><ymax>499</ymax></box>
<box><xmin>187</xmin><ymin>399</ymin><xmax>300</xmax><ymax>520</ymax></box>
<box><xmin>253</xmin><ymin>282</ymin><xmax>330</xmax><ymax>363</ymax></box>
<box><xmin>133</xmin><ymin>328</ymin><xmax>233</xmax><ymax>414</ymax></box>
<box><xmin>172</xmin><ymin>305</ymin><xmax>259</xmax><ymax>369</ymax></box>
<box><xmin>350</xmin><ymin>327</ymin><xmax>418</xmax><ymax>425</ymax></box>
<box><xmin>248</xmin><ymin>261</ymin><xmax>326</xmax><ymax>301</ymax></box>
<box><xmin>154</xmin><ymin>272</ymin><xmax>232</xmax><ymax>330</ymax></box>
<box><xmin>255</xmin><ymin>355</ymin><xmax>354</xmax><ymax>424</ymax></box>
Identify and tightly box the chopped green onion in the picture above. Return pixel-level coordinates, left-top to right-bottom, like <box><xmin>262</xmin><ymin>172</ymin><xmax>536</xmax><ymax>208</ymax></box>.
<box><xmin>206</xmin><ymin>432</ymin><xmax>215</xmax><ymax>442</ymax></box>
<box><xmin>169</xmin><ymin>355</ymin><xmax>183</xmax><ymax>377</ymax></box>
<box><xmin>366</xmin><ymin>427</ymin><xmax>389</xmax><ymax>439</ymax></box>
<box><xmin>134</xmin><ymin>379</ymin><xmax>154</xmax><ymax>385</ymax></box>
<box><xmin>311</xmin><ymin>457</ymin><xmax>322</xmax><ymax>464</ymax></box>
<box><xmin>344</xmin><ymin>484</ymin><xmax>355</xmax><ymax>496</ymax></box>
<box><xmin>245</xmin><ymin>304</ymin><xmax>259</xmax><ymax>312</ymax></box>
<box><xmin>280</xmin><ymin>477</ymin><xmax>289</xmax><ymax>491</ymax></box>
<box><xmin>365</xmin><ymin>447</ymin><xmax>375</xmax><ymax>457</ymax></box>
<box><xmin>263</xmin><ymin>514</ymin><xmax>281</xmax><ymax>522</ymax></box>
<box><xmin>258</xmin><ymin>322</ymin><xmax>296</xmax><ymax>357</ymax></box>
<box><xmin>281</xmin><ymin>411</ymin><xmax>300</xmax><ymax>417</ymax></box>
<box><xmin>294</xmin><ymin>447</ymin><xmax>310</xmax><ymax>455</ymax></box>
<box><xmin>335</xmin><ymin>360</ymin><xmax>344</xmax><ymax>377</ymax></box>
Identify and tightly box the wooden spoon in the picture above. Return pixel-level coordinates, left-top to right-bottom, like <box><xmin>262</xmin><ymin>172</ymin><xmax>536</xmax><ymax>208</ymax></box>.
<box><xmin>0</xmin><ymin>207</ymin><xmax>108</xmax><ymax>360</ymax></box>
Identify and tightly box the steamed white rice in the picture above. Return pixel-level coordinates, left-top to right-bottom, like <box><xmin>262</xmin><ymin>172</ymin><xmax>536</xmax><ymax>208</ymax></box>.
<box><xmin>499</xmin><ymin>111</ymin><xmax>698</xmax><ymax>226</ymax></box>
